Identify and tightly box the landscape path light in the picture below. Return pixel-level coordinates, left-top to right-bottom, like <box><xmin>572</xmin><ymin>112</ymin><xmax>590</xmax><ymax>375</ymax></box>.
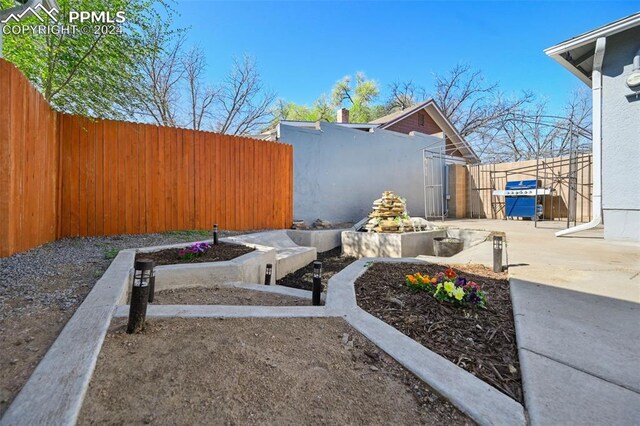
<box><xmin>312</xmin><ymin>261</ymin><xmax>322</xmax><ymax>306</ymax></box>
<box><xmin>213</xmin><ymin>224</ymin><xmax>219</xmax><ymax>245</ymax></box>
<box><xmin>127</xmin><ymin>259</ymin><xmax>154</xmax><ymax>334</ymax></box>
<box><xmin>493</xmin><ymin>234</ymin><xmax>504</xmax><ymax>273</ymax></box>
<box><xmin>264</xmin><ymin>263</ymin><xmax>273</xmax><ymax>285</ymax></box>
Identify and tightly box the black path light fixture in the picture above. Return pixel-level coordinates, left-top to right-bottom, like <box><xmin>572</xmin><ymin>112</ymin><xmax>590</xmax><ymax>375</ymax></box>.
<box><xmin>264</xmin><ymin>263</ymin><xmax>273</xmax><ymax>285</ymax></box>
<box><xmin>312</xmin><ymin>261</ymin><xmax>322</xmax><ymax>306</ymax></box>
<box><xmin>213</xmin><ymin>224</ymin><xmax>219</xmax><ymax>245</ymax></box>
<box><xmin>147</xmin><ymin>264</ymin><xmax>156</xmax><ymax>303</ymax></box>
<box><xmin>127</xmin><ymin>259</ymin><xmax>154</xmax><ymax>334</ymax></box>
<box><xmin>493</xmin><ymin>234</ymin><xmax>504</xmax><ymax>273</ymax></box>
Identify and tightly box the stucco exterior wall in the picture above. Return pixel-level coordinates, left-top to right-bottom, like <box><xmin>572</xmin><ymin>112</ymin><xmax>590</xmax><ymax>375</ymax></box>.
<box><xmin>601</xmin><ymin>27</ymin><xmax>640</xmax><ymax>241</ymax></box>
<box><xmin>279</xmin><ymin>123</ymin><xmax>445</xmax><ymax>224</ymax></box>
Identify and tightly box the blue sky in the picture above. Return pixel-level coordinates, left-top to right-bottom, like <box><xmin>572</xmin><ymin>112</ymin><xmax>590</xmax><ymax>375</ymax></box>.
<box><xmin>173</xmin><ymin>0</ymin><xmax>638</xmax><ymax>115</ymax></box>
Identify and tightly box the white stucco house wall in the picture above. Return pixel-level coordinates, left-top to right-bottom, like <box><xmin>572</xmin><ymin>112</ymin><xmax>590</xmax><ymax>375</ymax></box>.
<box><xmin>546</xmin><ymin>12</ymin><xmax>640</xmax><ymax>241</ymax></box>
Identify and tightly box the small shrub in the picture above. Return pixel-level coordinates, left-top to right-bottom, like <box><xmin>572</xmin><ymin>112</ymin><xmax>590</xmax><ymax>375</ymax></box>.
<box><xmin>178</xmin><ymin>242</ymin><xmax>211</xmax><ymax>260</ymax></box>
<box><xmin>405</xmin><ymin>268</ymin><xmax>487</xmax><ymax>308</ymax></box>
<box><xmin>104</xmin><ymin>248</ymin><xmax>119</xmax><ymax>260</ymax></box>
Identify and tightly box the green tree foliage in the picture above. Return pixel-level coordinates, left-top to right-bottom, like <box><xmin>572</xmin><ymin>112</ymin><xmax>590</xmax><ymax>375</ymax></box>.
<box><xmin>275</xmin><ymin>72</ymin><xmax>387</xmax><ymax>125</ymax></box>
<box><xmin>1</xmin><ymin>0</ymin><xmax>172</xmax><ymax>119</ymax></box>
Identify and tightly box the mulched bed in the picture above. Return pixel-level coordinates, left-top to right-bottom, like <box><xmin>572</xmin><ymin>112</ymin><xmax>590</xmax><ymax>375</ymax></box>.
<box><xmin>277</xmin><ymin>247</ymin><xmax>356</xmax><ymax>291</ymax></box>
<box><xmin>136</xmin><ymin>242</ymin><xmax>254</xmax><ymax>266</ymax></box>
<box><xmin>355</xmin><ymin>262</ymin><xmax>522</xmax><ymax>403</ymax></box>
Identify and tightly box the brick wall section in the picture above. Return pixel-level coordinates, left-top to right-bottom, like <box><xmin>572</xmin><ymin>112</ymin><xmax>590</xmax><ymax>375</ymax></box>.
<box><xmin>385</xmin><ymin>112</ymin><xmax>464</xmax><ymax>158</ymax></box>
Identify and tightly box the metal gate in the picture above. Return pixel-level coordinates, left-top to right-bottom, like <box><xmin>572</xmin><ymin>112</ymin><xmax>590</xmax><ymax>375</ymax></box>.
<box><xmin>423</xmin><ymin>146</ymin><xmax>446</xmax><ymax>220</ymax></box>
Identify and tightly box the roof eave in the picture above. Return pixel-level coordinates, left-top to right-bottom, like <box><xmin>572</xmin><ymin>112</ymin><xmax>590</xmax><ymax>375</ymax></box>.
<box><xmin>547</xmin><ymin>53</ymin><xmax>593</xmax><ymax>87</ymax></box>
<box><xmin>544</xmin><ymin>12</ymin><xmax>640</xmax><ymax>86</ymax></box>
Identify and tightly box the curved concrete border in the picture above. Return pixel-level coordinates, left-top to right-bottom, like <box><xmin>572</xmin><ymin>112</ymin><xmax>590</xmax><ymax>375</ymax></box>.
<box><xmin>1</xmin><ymin>236</ymin><xmax>524</xmax><ymax>426</ymax></box>
<box><xmin>326</xmin><ymin>258</ymin><xmax>526</xmax><ymax>426</ymax></box>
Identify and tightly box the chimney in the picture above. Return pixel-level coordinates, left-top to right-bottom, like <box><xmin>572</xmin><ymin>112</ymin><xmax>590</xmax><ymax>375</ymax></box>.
<box><xmin>336</xmin><ymin>108</ymin><xmax>349</xmax><ymax>124</ymax></box>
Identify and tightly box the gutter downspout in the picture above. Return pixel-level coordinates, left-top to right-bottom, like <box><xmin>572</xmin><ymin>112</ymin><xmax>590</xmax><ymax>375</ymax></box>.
<box><xmin>556</xmin><ymin>37</ymin><xmax>606</xmax><ymax>237</ymax></box>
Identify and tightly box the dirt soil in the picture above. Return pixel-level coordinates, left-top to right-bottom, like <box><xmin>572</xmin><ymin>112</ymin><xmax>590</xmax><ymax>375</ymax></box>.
<box><xmin>154</xmin><ymin>286</ymin><xmax>311</xmax><ymax>306</ymax></box>
<box><xmin>137</xmin><ymin>242</ymin><xmax>254</xmax><ymax>266</ymax></box>
<box><xmin>78</xmin><ymin>317</ymin><xmax>472</xmax><ymax>425</ymax></box>
<box><xmin>277</xmin><ymin>247</ymin><xmax>356</xmax><ymax>291</ymax></box>
<box><xmin>0</xmin><ymin>230</ymin><xmax>254</xmax><ymax>416</ymax></box>
<box><xmin>355</xmin><ymin>262</ymin><xmax>522</xmax><ymax>403</ymax></box>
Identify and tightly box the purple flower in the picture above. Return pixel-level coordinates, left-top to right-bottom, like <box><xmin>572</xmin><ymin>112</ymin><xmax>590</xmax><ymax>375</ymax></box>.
<box><xmin>466</xmin><ymin>292</ymin><xmax>481</xmax><ymax>305</ymax></box>
<box><xmin>455</xmin><ymin>277</ymin><xmax>467</xmax><ymax>288</ymax></box>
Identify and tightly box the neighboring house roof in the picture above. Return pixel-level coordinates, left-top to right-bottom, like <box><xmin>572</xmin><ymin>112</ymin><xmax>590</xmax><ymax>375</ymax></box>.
<box><xmin>372</xmin><ymin>100</ymin><xmax>480</xmax><ymax>163</ymax></box>
<box><xmin>265</xmin><ymin>100</ymin><xmax>480</xmax><ymax>163</ymax></box>
<box><xmin>544</xmin><ymin>12</ymin><xmax>640</xmax><ymax>87</ymax></box>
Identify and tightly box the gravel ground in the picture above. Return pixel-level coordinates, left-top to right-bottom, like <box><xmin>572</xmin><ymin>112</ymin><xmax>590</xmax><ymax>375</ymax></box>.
<box><xmin>0</xmin><ymin>230</ymin><xmax>255</xmax><ymax>416</ymax></box>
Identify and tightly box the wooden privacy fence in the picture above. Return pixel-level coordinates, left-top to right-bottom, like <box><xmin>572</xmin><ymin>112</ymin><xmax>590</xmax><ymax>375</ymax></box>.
<box><xmin>0</xmin><ymin>59</ymin><xmax>293</xmax><ymax>257</ymax></box>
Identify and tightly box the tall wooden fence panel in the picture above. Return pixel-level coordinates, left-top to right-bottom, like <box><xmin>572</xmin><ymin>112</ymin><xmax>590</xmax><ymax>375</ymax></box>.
<box><xmin>0</xmin><ymin>60</ymin><xmax>59</xmax><ymax>257</ymax></box>
<box><xmin>57</xmin><ymin>116</ymin><xmax>293</xmax><ymax>237</ymax></box>
<box><xmin>0</xmin><ymin>58</ymin><xmax>293</xmax><ymax>257</ymax></box>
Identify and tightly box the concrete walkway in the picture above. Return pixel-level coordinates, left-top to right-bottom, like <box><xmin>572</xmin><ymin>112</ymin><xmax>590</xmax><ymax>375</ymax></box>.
<box><xmin>426</xmin><ymin>219</ymin><xmax>640</xmax><ymax>425</ymax></box>
<box><xmin>425</xmin><ymin>219</ymin><xmax>639</xmax><ymax>302</ymax></box>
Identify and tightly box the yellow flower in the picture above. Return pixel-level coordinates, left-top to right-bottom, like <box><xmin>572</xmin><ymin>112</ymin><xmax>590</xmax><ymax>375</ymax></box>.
<box><xmin>434</xmin><ymin>283</ymin><xmax>443</xmax><ymax>295</ymax></box>
<box><xmin>452</xmin><ymin>287</ymin><xmax>465</xmax><ymax>301</ymax></box>
<box><xmin>443</xmin><ymin>281</ymin><xmax>455</xmax><ymax>295</ymax></box>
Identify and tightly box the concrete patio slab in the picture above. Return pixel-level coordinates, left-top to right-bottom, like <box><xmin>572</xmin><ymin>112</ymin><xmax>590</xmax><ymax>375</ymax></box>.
<box><xmin>511</xmin><ymin>278</ymin><xmax>640</xmax><ymax>393</ymax></box>
<box><xmin>519</xmin><ymin>350</ymin><xmax>640</xmax><ymax>426</ymax></box>
<box><xmin>437</xmin><ymin>219</ymin><xmax>640</xmax><ymax>302</ymax></box>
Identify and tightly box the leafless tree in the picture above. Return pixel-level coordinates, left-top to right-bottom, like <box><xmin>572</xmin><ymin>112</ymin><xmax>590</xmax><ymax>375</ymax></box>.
<box><xmin>214</xmin><ymin>55</ymin><xmax>276</xmax><ymax>135</ymax></box>
<box><xmin>131</xmin><ymin>24</ymin><xmax>187</xmax><ymax>127</ymax></box>
<box><xmin>182</xmin><ymin>47</ymin><xmax>219</xmax><ymax>130</ymax></box>
<box><xmin>386</xmin><ymin>80</ymin><xmax>425</xmax><ymax>112</ymax></box>
<box><xmin>433</xmin><ymin>64</ymin><xmax>535</xmax><ymax>140</ymax></box>
<box><xmin>480</xmin><ymin>90</ymin><xmax>592</xmax><ymax>162</ymax></box>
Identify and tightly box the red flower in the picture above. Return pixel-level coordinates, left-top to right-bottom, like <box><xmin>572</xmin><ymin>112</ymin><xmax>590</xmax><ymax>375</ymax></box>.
<box><xmin>444</xmin><ymin>268</ymin><xmax>457</xmax><ymax>280</ymax></box>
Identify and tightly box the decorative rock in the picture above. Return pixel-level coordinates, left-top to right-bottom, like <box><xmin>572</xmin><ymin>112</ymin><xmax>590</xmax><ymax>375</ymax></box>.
<box><xmin>363</xmin><ymin>191</ymin><xmax>413</xmax><ymax>233</ymax></box>
<box><xmin>291</xmin><ymin>220</ymin><xmax>308</xmax><ymax>230</ymax></box>
<box><xmin>312</xmin><ymin>219</ymin><xmax>332</xmax><ymax>229</ymax></box>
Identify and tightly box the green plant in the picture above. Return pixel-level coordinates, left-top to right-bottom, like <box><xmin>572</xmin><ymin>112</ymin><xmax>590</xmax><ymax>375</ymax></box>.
<box><xmin>405</xmin><ymin>268</ymin><xmax>487</xmax><ymax>308</ymax></box>
<box><xmin>178</xmin><ymin>242</ymin><xmax>211</xmax><ymax>260</ymax></box>
<box><xmin>104</xmin><ymin>248</ymin><xmax>120</xmax><ymax>260</ymax></box>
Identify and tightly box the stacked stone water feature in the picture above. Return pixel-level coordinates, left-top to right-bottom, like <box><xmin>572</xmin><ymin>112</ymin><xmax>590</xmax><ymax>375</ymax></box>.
<box><xmin>363</xmin><ymin>191</ymin><xmax>414</xmax><ymax>233</ymax></box>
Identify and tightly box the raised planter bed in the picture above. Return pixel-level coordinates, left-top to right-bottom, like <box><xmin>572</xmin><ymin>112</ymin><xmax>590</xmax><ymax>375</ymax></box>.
<box><xmin>277</xmin><ymin>247</ymin><xmax>356</xmax><ymax>291</ymax></box>
<box><xmin>354</xmin><ymin>262</ymin><xmax>522</xmax><ymax>403</ymax></box>
<box><xmin>135</xmin><ymin>242</ymin><xmax>254</xmax><ymax>265</ymax></box>
<box><xmin>342</xmin><ymin>228</ymin><xmax>490</xmax><ymax>258</ymax></box>
<box><xmin>119</xmin><ymin>240</ymin><xmax>277</xmax><ymax>302</ymax></box>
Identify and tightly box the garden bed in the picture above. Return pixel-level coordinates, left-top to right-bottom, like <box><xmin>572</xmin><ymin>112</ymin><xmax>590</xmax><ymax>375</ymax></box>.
<box><xmin>78</xmin><ymin>318</ymin><xmax>471</xmax><ymax>425</ymax></box>
<box><xmin>153</xmin><ymin>286</ymin><xmax>309</xmax><ymax>306</ymax></box>
<box><xmin>277</xmin><ymin>247</ymin><xmax>356</xmax><ymax>291</ymax></box>
<box><xmin>354</xmin><ymin>262</ymin><xmax>522</xmax><ymax>403</ymax></box>
<box><xmin>136</xmin><ymin>242</ymin><xmax>254</xmax><ymax>266</ymax></box>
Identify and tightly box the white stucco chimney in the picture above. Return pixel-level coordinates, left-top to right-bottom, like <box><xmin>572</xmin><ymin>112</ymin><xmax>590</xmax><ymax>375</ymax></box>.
<box><xmin>336</xmin><ymin>108</ymin><xmax>349</xmax><ymax>124</ymax></box>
